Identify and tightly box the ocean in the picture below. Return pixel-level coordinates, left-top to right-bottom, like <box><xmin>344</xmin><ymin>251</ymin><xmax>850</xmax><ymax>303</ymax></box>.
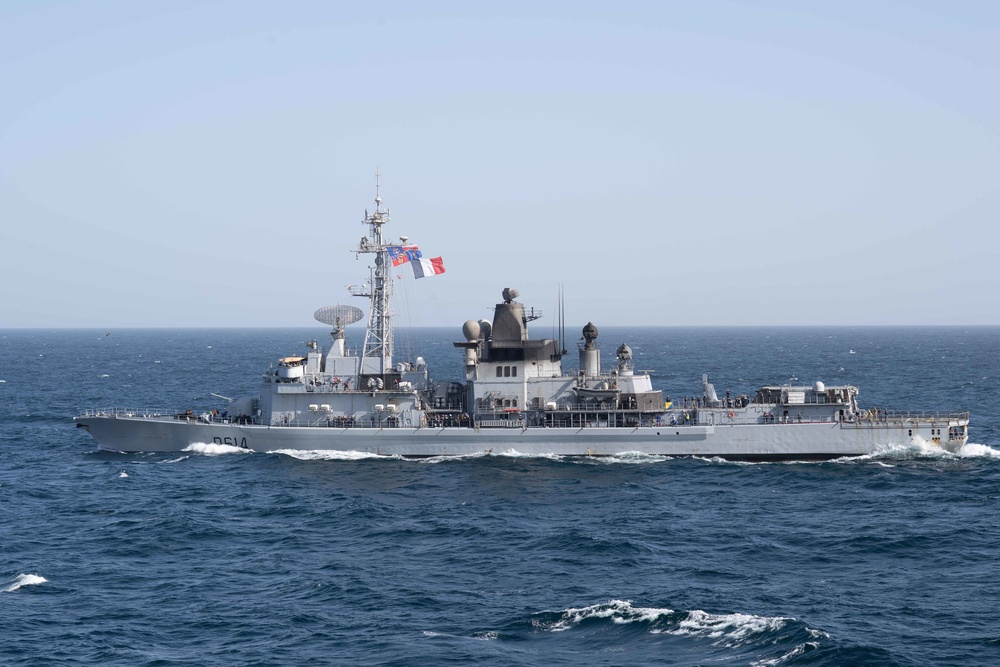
<box><xmin>1</xmin><ymin>326</ymin><xmax>998</xmax><ymax>666</ymax></box>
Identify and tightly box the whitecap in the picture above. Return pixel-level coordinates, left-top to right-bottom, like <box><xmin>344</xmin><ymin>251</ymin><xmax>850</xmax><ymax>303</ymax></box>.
<box><xmin>182</xmin><ymin>443</ymin><xmax>253</xmax><ymax>456</ymax></box>
<box><xmin>3</xmin><ymin>573</ymin><xmax>47</xmax><ymax>593</ymax></box>
<box><xmin>751</xmin><ymin>641</ymin><xmax>819</xmax><ymax>667</ymax></box>
<box><xmin>269</xmin><ymin>449</ymin><xmax>398</xmax><ymax>461</ymax></box>
<box><xmin>543</xmin><ymin>600</ymin><xmax>794</xmax><ymax>649</ymax></box>
<box><xmin>161</xmin><ymin>455</ymin><xmax>190</xmax><ymax>463</ymax></box>
<box><xmin>548</xmin><ymin>599</ymin><xmax>675</xmax><ymax>632</ymax></box>
<box><xmin>100</xmin><ymin>374</ymin><xmax>110</xmax><ymax>378</ymax></box>
<box><xmin>668</xmin><ymin>609</ymin><xmax>789</xmax><ymax>646</ymax></box>
<box><xmin>118</xmin><ymin>470</ymin><xmax>129</xmax><ymax>478</ymax></box>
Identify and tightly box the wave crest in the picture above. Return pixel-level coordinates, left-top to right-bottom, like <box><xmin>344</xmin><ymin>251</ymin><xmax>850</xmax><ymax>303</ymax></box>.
<box><xmin>3</xmin><ymin>573</ymin><xmax>47</xmax><ymax>593</ymax></box>
<box><xmin>672</xmin><ymin>608</ymin><xmax>790</xmax><ymax>646</ymax></box>
<box><xmin>538</xmin><ymin>599</ymin><xmax>795</xmax><ymax>647</ymax></box>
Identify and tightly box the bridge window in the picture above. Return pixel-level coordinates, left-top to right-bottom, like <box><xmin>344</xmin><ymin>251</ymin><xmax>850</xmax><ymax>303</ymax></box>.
<box><xmin>496</xmin><ymin>366</ymin><xmax>503</xmax><ymax>377</ymax></box>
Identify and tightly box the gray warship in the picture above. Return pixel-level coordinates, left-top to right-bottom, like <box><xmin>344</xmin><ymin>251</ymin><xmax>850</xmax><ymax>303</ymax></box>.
<box><xmin>76</xmin><ymin>187</ymin><xmax>970</xmax><ymax>459</ymax></box>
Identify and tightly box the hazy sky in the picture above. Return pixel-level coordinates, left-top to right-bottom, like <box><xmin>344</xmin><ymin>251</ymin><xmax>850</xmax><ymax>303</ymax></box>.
<box><xmin>2</xmin><ymin>1</ymin><xmax>997</xmax><ymax>329</ymax></box>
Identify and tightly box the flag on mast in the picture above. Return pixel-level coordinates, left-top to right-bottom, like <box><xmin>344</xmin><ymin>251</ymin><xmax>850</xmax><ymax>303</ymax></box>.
<box><xmin>388</xmin><ymin>245</ymin><xmax>420</xmax><ymax>267</ymax></box>
<box><xmin>412</xmin><ymin>256</ymin><xmax>446</xmax><ymax>278</ymax></box>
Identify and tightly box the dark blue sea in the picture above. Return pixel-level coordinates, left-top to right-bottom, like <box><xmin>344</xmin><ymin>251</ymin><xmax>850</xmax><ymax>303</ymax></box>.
<box><xmin>2</xmin><ymin>326</ymin><xmax>998</xmax><ymax>666</ymax></box>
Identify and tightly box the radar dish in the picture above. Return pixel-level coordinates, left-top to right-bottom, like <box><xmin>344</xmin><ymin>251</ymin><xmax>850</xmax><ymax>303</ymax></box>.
<box><xmin>314</xmin><ymin>305</ymin><xmax>364</xmax><ymax>327</ymax></box>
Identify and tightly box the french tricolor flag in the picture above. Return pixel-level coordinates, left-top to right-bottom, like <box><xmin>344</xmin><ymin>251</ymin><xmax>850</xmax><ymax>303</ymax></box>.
<box><xmin>412</xmin><ymin>256</ymin><xmax>446</xmax><ymax>279</ymax></box>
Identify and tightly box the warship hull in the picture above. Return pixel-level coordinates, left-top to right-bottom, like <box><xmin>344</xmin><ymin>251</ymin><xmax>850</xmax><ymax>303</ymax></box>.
<box><xmin>76</xmin><ymin>413</ymin><xmax>967</xmax><ymax>460</ymax></box>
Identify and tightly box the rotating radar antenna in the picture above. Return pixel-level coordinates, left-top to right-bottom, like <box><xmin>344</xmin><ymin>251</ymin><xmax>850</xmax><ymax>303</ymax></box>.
<box><xmin>314</xmin><ymin>305</ymin><xmax>364</xmax><ymax>338</ymax></box>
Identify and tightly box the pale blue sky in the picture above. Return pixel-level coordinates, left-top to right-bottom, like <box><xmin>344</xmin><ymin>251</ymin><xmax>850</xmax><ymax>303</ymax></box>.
<box><xmin>2</xmin><ymin>1</ymin><xmax>997</xmax><ymax>328</ymax></box>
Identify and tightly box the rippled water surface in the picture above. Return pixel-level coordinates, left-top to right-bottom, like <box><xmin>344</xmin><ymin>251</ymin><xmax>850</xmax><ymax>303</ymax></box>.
<box><xmin>2</xmin><ymin>327</ymin><xmax>998</xmax><ymax>666</ymax></box>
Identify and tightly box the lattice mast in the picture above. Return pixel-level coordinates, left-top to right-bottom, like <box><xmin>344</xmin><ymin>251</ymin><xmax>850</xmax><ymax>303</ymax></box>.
<box><xmin>353</xmin><ymin>172</ymin><xmax>394</xmax><ymax>375</ymax></box>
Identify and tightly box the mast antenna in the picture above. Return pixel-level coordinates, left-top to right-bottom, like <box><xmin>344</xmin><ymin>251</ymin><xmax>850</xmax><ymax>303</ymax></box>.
<box><xmin>558</xmin><ymin>283</ymin><xmax>567</xmax><ymax>356</ymax></box>
<box><xmin>353</xmin><ymin>170</ymin><xmax>393</xmax><ymax>375</ymax></box>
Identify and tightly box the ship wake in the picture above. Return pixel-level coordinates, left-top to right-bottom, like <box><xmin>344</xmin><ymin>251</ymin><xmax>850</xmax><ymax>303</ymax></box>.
<box><xmin>268</xmin><ymin>449</ymin><xmax>402</xmax><ymax>461</ymax></box>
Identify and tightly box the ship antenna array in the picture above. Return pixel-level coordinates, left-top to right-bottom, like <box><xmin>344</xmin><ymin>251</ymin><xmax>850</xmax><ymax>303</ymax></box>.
<box><xmin>314</xmin><ymin>305</ymin><xmax>364</xmax><ymax>331</ymax></box>
<box><xmin>355</xmin><ymin>169</ymin><xmax>394</xmax><ymax>373</ymax></box>
<box><xmin>558</xmin><ymin>284</ymin><xmax>567</xmax><ymax>356</ymax></box>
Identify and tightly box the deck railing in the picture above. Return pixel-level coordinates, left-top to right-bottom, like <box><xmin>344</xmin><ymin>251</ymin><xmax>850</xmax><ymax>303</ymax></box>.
<box><xmin>692</xmin><ymin>410</ymin><xmax>970</xmax><ymax>427</ymax></box>
<box><xmin>79</xmin><ymin>408</ymin><xmax>187</xmax><ymax>419</ymax></box>
<box><xmin>77</xmin><ymin>407</ymin><xmax>969</xmax><ymax>430</ymax></box>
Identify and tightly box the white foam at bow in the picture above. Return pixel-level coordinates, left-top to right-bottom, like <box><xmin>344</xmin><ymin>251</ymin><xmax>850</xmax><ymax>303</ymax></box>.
<box><xmin>829</xmin><ymin>437</ymin><xmax>958</xmax><ymax>463</ymax></box>
<box><xmin>957</xmin><ymin>443</ymin><xmax>1000</xmax><ymax>458</ymax></box>
<box><xmin>182</xmin><ymin>443</ymin><xmax>253</xmax><ymax>456</ymax></box>
<box><xmin>3</xmin><ymin>573</ymin><xmax>47</xmax><ymax>593</ymax></box>
<box><xmin>840</xmin><ymin>438</ymin><xmax>1000</xmax><ymax>462</ymax></box>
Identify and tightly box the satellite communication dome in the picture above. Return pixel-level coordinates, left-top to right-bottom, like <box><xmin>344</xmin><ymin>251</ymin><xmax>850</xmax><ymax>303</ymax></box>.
<box><xmin>478</xmin><ymin>319</ymin><xmax>492</xmax><ymax>339</ymax></box>
<box><xmin>463</xmin><ymin>320</ymin><xmax>481</xmax><ymax>341</ymax></box>
<box><xmin>314</xmin><ymin>305</ymin><xmax>364</xmax><ymax>327</ymax></box>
